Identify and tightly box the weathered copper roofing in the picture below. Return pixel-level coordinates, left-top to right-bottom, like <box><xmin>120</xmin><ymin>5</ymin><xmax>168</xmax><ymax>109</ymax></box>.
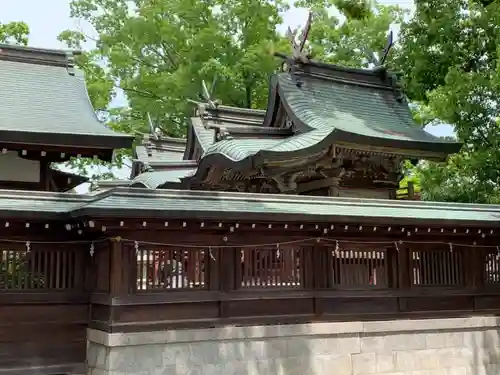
<box><xmin>131</xmin><ymin>135</ymin><xmax>189</xmax><ymax>179</ymax></box>
<box><xmin>0</xmin><ymin>44</ymin><xmax>132</xmax><ymax>150</ymax></box>
<box><xmin>134</xmin><ymin>136</ymin><xmax>186</xmax><ymax>164</ymax></box>
<box><xmin>50</xmin><ymin>168</ymin><xmax>88</xmax><ymax>192</ymax></box>
<box><xmin>0</xmin><ymin>187</ymin><xmax>497</xmax><ymax>227</ymax></box>
<box><xmin>183</xmin><ymin>60</ymin><xmax>462</xmax><ymax>184</ymax></box>
<box><xmin>130</xmin><ymin>168</ymin><xmax>196</xmax><ymax>189</ymax></box>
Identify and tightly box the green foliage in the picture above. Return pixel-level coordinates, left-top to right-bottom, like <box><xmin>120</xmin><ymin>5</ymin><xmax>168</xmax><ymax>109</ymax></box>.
<box><xmin>59</xmin><ymin>0</ymin><xmax>406</xmax><ymax>180</ymax></box>
<box><xmin>61</xmin><ymin>0</ymin><xmax>290</xmax><ymax>135</ymax></box>
<box><xmin>396</xmin><ymin>0</ymin><xmax>500</xmax><ymax>203</ymax></box>
<box><xmin>0</xmin><ymin>21</ymin><xmax>29</xmax><ymax>45</ymax></box>
<box><xmin>0</xmin><ymin>252</ymin><xmax>44</xmax><ymax>290</ymax></box>
<box><xmin>295</xmin><ymin>0</ymin><xmax>407</xmax><ymax>68</ymax></box>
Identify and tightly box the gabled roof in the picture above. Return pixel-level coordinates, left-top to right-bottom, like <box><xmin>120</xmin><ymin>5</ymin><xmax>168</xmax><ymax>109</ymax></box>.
<box><xmin>184</xmin><ymin>59</ymin><xmax>462</xmax><ymax>184</ymax></box>
<box><xmin>132</xmin><ymin>134</ymin><xmax>187</xmax><ymax>176</ymax></box>
<box><xmin>50</xmin><ymin>168</ymin><xmax>88</xmax><ymax>192</ymax></box>
<box><xmin>1</xmin><ymin>187</ymin><xmax>500</xmax><ymax>227</ymax></box>
<box><xmin>0</xmin><ymin>44</ymin><xmax>132</xmax><ymax>152</ymax></box>
<box><xmin>134</xmin><ymin>135</ymin><xmax>186</xmax><ymax>165</ymax></box>
<box><xmin>131</xmin><ymin>134</ymin><xmax>195</xmax><ymax>187</ymax></box>
<box><xmin>130</xmin><ymin>168</ymin><xmax>197</xmax><ymax>189</ymax></box>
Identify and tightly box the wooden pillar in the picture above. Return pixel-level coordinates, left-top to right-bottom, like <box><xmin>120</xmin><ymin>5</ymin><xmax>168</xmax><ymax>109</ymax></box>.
<box><xmin>397</xmin><ymin>244</ymin><xmax>411</xmax><ymax>290</ymax></box>
<box><xmin>407</xmin><ymin>181</ymin><xmax>415</xmax><ymax>200</ymax></box>
<box><xmin>109</xmin><ymin>237</ymin><xmax>129</xmax><ymax>295</ymax></box>
<box><xmin>208</xmin><ymin>247</ymin><xmax>220</xmax><ymax>290</ymax></box>
<box><xmin>396</xmin><ymin>244</ymin><xmax>411</xmax><ymax>312</ymax></box>
<box><xmin>467</xmin><ymin>247</ymin><xmax>484</xmax><ymax>289</ymax></box>
<box><xmin>220</xmin><ymin>246</ymin><xmax>236</xmax><ymax>292</ymax></box>
<box><xmin>312</xmin><ymin>243</ymin><xmax>332</xmax><ymax>289</ymax></box>
<box><xmin>219</xmin><ymin>245</ymin><xmax>237</xmax><ymax>319</ymax></box>
<box><xmin>386</xmin><ymin>246</ymin><xmax>397</xmax><ymax>289</ymax></box>
<box><xmin>302</xmin><ymin>245</ymin><xmax>315</xmax><ymax>289</ymax></box>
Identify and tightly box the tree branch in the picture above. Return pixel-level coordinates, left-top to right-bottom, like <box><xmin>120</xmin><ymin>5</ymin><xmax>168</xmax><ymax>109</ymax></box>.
<box><xmin>119</xmin><ymin>85</ymin><xmax>167</xmax><ymax>103</ymax></box>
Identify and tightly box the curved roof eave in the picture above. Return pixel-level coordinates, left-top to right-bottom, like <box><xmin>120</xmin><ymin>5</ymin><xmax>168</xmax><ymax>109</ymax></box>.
<box><xmin>183</xmin><ymin>71</ymin><xmax>463</xmax><ymax>185</ymax></box>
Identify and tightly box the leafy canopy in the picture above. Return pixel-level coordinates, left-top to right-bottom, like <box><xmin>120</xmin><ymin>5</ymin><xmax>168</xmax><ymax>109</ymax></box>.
<box><xmin>396</xmin><ymin>0</ymin><xmax>500</xmax><ymax>203</ymax></box>
<box><xmin>0</xmin><ymin>21</ymin><xmax>29</xmax><ymax>45</ymax></box>
<box><xmin>59</xmin><ymin>0</ymin><xmax>406</xmax><ymax>180</ymax></box>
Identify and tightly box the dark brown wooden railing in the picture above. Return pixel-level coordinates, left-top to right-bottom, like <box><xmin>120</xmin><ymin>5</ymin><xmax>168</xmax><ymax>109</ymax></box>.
<box><xmin>0</xmin><ymin>244</ymin><xmax>83</xmax><ymax>291</ymax></box>
<box><xmin>331</xmin><ymin>247</ymin><xmax>389</xmax><ymax>288</ymax></box>
<box><xmin>134</xmin><ymin>246</ymin><xmax>208</xmax><ymax>291</ymax></box>
<box><xmin>484</xmin><ymin>248</ymin><xmax>500</xmax><ymax>285</ymax></box>
<box><xmin>123</xmin><ymin>244</ymin><xmax>480</xmax><ymax>293</ymax></box>
<box><xmin>59</xmin><ymin>234</ymin><xmax>498</xmax><ymax>334</ymax></box>
<box><xmin>238</xmin><ymin>247</ymin><xmax>302</xmax><ymax>288</ymax></box>
<box><xmin>0</xmin><ymin>242</ymin><xmax>88</xmax><ymax>375</ymax></box>
<box><xmin>411</xmin><ymin>248</ymin><xmax>464</xmax><ymax>287</ymax></box>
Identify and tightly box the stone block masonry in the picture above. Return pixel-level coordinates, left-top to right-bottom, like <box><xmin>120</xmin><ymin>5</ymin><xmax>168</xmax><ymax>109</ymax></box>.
<box><xmin>87</xmin><ymin>316</ymin><xmax>500</xmax><ymax>375</ymax></box>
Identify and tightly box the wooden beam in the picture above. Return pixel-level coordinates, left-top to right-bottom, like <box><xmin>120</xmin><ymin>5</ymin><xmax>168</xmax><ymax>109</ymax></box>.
<box><xmin>296</xmin><ymin>178</ymin><xmax>337</xmax><ymax>193</ymax></box>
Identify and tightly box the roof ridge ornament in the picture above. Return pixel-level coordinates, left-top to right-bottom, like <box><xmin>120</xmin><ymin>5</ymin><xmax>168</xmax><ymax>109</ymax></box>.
<box><xmin>286</xmin><ymin>11</ymin><xmax>312</xmax><ymax>63</ymax></box>
<box><xmin>65</xmin><ymin>51</ymin><xmax>76</xmax><ymax>76</ymax></box>
<box><xmin>279</xmin><ymin>11</ymin><xmax>313</xmax><ymax>87</ymax></box>
<box><xmin>200</xmin><ymin>76</ymin><xmax>220</xmax><ymax>110</ymax></box>
<box><xmin>188</xmin><ymin>76</ymin><xmax>219</xmax><ymax>119</ymax></box>
<box><xmin>147</xmin><ymin>113</ymin><xmax>160</xmax><ymax>140</ymax></box>
<box><xmin>365</xmin><ymin>29</ymin><xmax>393</xmax><ymax>68</ymax></box>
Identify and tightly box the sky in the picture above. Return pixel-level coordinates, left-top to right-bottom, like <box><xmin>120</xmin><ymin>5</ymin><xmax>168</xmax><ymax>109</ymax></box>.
<box><xmin>2</xmin><ymin>0</ymin><xmax>415</xmax><ymax>49</ymax></box>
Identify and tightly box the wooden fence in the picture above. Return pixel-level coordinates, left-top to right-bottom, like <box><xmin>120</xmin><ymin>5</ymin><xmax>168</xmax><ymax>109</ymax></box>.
<box><xmin>127</xmin><ymin>243</ymin><xmax>498</xmax><ymax>293</ymax></box>
<box><xmin>0</xmin><ymin>242</ymin><xmax>87</xmax><ymax>374</ymax></box>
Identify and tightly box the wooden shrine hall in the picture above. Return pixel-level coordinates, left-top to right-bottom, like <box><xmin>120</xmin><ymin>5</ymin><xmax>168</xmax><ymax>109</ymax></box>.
<box><xmin>0</xmin><ymin>31</ymin><xmax>500</xmax><ymax>375</ymax></box>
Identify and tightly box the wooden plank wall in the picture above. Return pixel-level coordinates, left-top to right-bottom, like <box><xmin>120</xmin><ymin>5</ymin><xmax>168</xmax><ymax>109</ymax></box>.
<box><xmin>86</xmin><ymin>221</ymin><xmax>500</xmax><ymax>333</ymax></box>
<box><xmin>0</xmin><ymin>241</ymin><xmax>89</xmax><ymax>375</ymax></box>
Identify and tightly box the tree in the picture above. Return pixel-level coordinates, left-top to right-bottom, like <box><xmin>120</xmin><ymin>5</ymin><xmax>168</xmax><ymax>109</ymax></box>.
<box><xmin>60</xmin><ymin>0</ymin><xmax>290</xmax><ymax>134</ymax></box>
<box><xmin>58</xmin><ymin>0</ymin><xmax>292</xmax><ymax>178</ymax></box>
<box><xmin>59</xmin><ymin>0</ymin><xmax>406</xmax><ymax>180</ymax></box>
<box><xmin>396</xmin><ymin>0</ymin><xmax>500</xmax><ymax>203</ymax></box>
<box><xmin>295</xmin><ymin>0</ymin><xmax>407</xmax><ymax>69</ymax></box>
<box><xmin>0</xmin><ymin>21</ymin><xmax>29</xmax><ymax>45</ymax></box>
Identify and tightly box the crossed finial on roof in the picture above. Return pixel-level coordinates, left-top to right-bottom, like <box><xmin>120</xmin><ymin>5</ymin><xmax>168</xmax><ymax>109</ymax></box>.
<box><xmin>286</xmin><ymin>11</ymin><xmax>312</xmax><ymax>63</ymax></box>
<box><xmin>365</xmin><ymin>29</ymin><xmax>394</xmax><ymax>67</ymax></box>
<box><xmin>199</xmin><ymin>75</ymin><xmax>219</xmax><ymax>109</ymax></box>
<box><xmin>188</xmin><ymin>75</ymin><xmax>219</xmax><ymax>109</ymax></box>
<box><xmin>147</xmin><ymin>113</ymin><xmax>161</xmax><ymax>140</ymax></box>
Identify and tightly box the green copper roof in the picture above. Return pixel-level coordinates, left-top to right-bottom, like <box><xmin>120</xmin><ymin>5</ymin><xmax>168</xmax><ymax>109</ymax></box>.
<box><xmin>0</xmin><ymin>44</ymin><xmax>132</xmax><ymax>149</ymax></box>
<box><xmin>0</xmin><ymin>190</ymin><xmax>92</xmax><ymax>218</ymax></box>
<box><xmin>131</xmin><ymin>169</ymin><xmax>196</xmax><ymax>189</ymax></box>
<box><xmin>1</xmin><ymin>187</ymin><xmax>499</xmax><ymax>227</ymax></box>
<box><xmin>279</xmin><ymin>73</ymin><xmax>459</xmax><ymax>151</ymax></box>
<box><xmin>185</xmin><ymin>66</ymin><xmax>462</xmax><ymax>183</ymax></box>
<box><xmin>75</xmin><ymin>188</ymin><xmax>500</xmax><ymax>227</ymax></box>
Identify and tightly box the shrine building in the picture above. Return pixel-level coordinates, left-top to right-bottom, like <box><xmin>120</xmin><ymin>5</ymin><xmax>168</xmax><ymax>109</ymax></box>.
<box><xmin>0</xmin><ymin>36</ymin><xmax>499</xmax><ymax>375</ymax></box>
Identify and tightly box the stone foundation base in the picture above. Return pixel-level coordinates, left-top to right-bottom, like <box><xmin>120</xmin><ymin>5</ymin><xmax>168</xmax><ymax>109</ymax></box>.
<box><xmin>87</xmin><ymin>316</ymin><xmax>500</xmax><ymax>375</ymax></box>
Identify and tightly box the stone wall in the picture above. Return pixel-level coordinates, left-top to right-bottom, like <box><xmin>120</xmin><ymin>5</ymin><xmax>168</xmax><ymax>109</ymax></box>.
<box><xmin>87</xmin><ymin>316</ymin><xmax>500</xmax><ymax>375</ymax></box>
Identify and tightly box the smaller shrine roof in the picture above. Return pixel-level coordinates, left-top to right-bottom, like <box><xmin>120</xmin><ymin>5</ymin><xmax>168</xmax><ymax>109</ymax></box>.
<box><xmin>0</xmin><ymin>44</ymin><xmax>132</xmax><ymax>150</ymax></box>
<box><xmin>134</xmin><ymin>135</ymin><xmax>186</xmax><ymax>165</ymax></box>
<box><xmin>131</xmin><ymin>134</ymin><xmax>193</xmax><ymax>185</ymax></box>
<box><xmin>50</xmin><ymin>168</ymin><xmax>88</xmax><ymax>192</ymax></box>
<box><xmin>130</xmin><ymin>163</ymin><xmax>197</xmax><ymax>189</ymax></box>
